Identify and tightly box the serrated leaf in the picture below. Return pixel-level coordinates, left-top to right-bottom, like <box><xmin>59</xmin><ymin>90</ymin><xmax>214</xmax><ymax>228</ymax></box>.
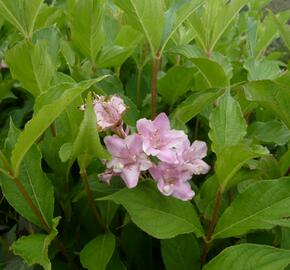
<box><xmin>244</xmin><ymin>58</ymin><xmax>282</xmax><ymax>81</ymax></box>
<box><xmin>255</xmin><ymin>10</ymin><xmax>290</xmax><ymax>57</ymax></box>
<box><xmin>209</xmin><ymin>90</ymin><xmax>247</xmax><ymax>154</ymax></box>
<box><xmin>99</xmin><ymin>181</ymin><xmax>204</xmax><ymax>239</ymax></box>
<box><xmin>210</xmin><ymin>0</ymin><xmax>247</xmax><ymax>50</ymax></box>
<box><xmin>0</xmin><ymin>0</ymin><xmax>43</xmax><ymax>37</ymax></box>
<box><xmin>160</xmin><ymin>0</ymin><xmax>204</xmax><ymax>53</ymax></box>
<box><xmin>114</xmin><ymin>0</ymin><xmax>165</xmax><ymax>54</ymax></box>
<box><xmin>215</xmin><ymin>144</ymin><xmax>268</xmax><ymax>190</ymax></box>
<box><xmin>70</xmin><ymin>0</ymin><xmax>105</xmax><ymax>62</ymax></box>
<box><xmin>5</xmin><ymin>40</ymin><xmax>55</xmax><ymax>97</ymax></box>
<box><xmin>171</xmin><ymin>88</ymin><xmax>224</xmax><ymax>124</ymax></box>
<box><xmin>161</xmin><ymin>233</ymin><xmax>200</xmax><ymax>270</ymax></box>
<box><xmin>213</xmin><ymin>178</ymin><xmax>290</xmax><ymax>239</ymax></box>
<box><xmin>191</xmin><ymin>58</ymin><xmax>229</xmax><ymax>88</ymax></box>
<box><xmin>11</xmin><ymin>76</ymin><xmax>108</xmax><ymax>176</ymax></box>
<box><xmin>245</xmin><ymin>80</ymin><xmax>290</xmax><ymax>130</ymax></box>
<box><xmin>1</xmin><ymin>121</ymin><xmax>54</xmax><ymax>228</ymax></box>
<box><xmin>204</xmin><ymin>244</ymin><xmax>290</xmax><ymax>270</ymax></box>
<box><xmin>248</xmin><ymin>120</ymin><xmax>290</xmax><ymax>145</ymax></box>
<box><xmin>158</xmin><ymin>66</ymin><xmax>195</xmax><ymax>106</ymax></box>
<box><xmin>80</xmin><ymin>233</ymin><xmax>115</xmax><ymax>270</ymax></box>
<box><xmin>270</xmin><ymin>11</ymin><xmax>290</xmax><ymax>50</ymax></box>
<box><xmin>11</xmin><ymin>217</ymin><xmax>60</xmax><ymax>270</ymax></box>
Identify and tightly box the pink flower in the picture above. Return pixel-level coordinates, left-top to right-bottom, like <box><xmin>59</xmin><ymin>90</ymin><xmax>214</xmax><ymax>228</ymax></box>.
<box><xmin>137</xmin><ymin>113</ymin><xmax>187</xmax><ymax>164</ymax></box>
<box><xmin>149</xmin><ymin>163</ymin><xmax>195</xmax><ymax>201</ymax></box>
<box><xmin>178</xmin><ymin>140</ymin><xmax>210</xmax><ymax>175</ymax></box>
<box><xmin>80</xmin><ymin>95</ymin><xmax>127</xmax><ymax>132</ymax></box>
<box><xmin>100</xmin><ymin>134</ymin><xmax>152</xmax><ymax>188</ymax></box>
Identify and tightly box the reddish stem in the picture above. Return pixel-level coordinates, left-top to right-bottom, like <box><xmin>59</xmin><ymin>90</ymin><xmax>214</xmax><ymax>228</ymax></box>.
<box><xmin>201</xmin><ymin>188</ymin><xmax>223</xmax><ymax>267</ymax></box>
<box><xmin>151</xmin><ymin>53</ymin><xmax>160</xmax><ymax>119</ymax></box>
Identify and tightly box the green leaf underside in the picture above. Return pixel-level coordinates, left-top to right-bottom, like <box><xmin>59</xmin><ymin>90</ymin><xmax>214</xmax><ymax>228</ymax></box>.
<box><xmin>11</xmin><ymin>217</ymin><xmax>60</xmax><ymax>270</ymax></box>
<box><xmin>161</xmin><ymin>233</ymin><xmax>200</xmax><ymax>270</ymax></box>
<box><xmin>204</xmin><ymin>244</ymin><xmax>290</xmax><ymax>270</ymax></box>
<box><xmin>213</xmin><ymin>178</ymin><xmax>290</xmax><ymax>239</ymax></box>
<box><xmin>80</xmin><ymin>233</ymin><xmax>115</xmax><ymax>270</ymax></box>
<box><xmin>99</xmin><ymin>181</ymin><xmax>204</xmax><ymax>239</ymax></box>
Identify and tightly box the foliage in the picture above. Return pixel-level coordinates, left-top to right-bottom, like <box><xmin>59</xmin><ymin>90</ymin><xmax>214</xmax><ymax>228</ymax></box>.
<box><xmin>0</xmin><ymin>0</ymin><xmax>289</xmax><ymax>269</ymax></box>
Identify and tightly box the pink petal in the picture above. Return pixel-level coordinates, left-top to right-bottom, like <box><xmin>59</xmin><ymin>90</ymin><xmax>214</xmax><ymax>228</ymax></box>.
<box><xmin>109</xmin><ymin>96</ymin><xmax>126</xmax><ymax>114</ymax></box>
<box><xmin>157</xmin><ymin>149</ymin><xmax>179</xmax><ymax>164</ymax></box>
<box><xmin>121</xmin><ymin>164</ymin><xmax>140</xmax><ymax>188</ymax></box>
<box><xmin>137</xmin><ymin>118</ymin><xmax>154</xmax><ymax>137</ymax></box>
<box><xmin>149</xmin><ymin>166</ymin><xmax>163</xmax><ymax>181</ymax></box>
<box><xmin>139</xmin><ymin>153</ymin><xmax>152</xmax><ymax>171</ymax></box>
<box><xmin>165</xmin><ymin>130</ymin><xmax>188</xmax><ymax>148</ymax></box>
<box><xmin>142</xmin><ymin>140</ymin><xmax>159</xmax><ymax>156</ymax></box>
<box><xmin>125</xmin><ymin>134</ymin><xmax>143</xmax><ymax>155</ymax></box>
<box><xmin>153</xmin><ymin>113</ymin><xmax>170</xmax><ymax>131</ymax></box>
<box><xmin>191</xmin><ymin>159</ymin><xmax>210</xmax><ymax>175</ymax></box>
<box><xmin>157</xmin><ymin>180</ymin><xmax>174</xmax><ymax>196</ymax></box>
<box><xmin>99</xmin><ymin>170</ymin><xmax>114</xmax><ymax>184</ymax></box>
<box><xmin>104</xmin><ymin>135</ymin><xmax>125</xmax><ymax>156</ymax></box>
<box><xmin>172</xmin><ymin>182</ymin><xmax>195</xmax><ymax>201</ymax></box>
<box><xmin>190</xmin><ymin>140</ymin><xmax>208</xmax><ymax>159</ymax></box>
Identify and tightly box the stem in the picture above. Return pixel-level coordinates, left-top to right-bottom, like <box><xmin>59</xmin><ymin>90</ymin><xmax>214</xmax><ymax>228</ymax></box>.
<box><xmin>207</xmin><ymin>49</ymin><xmax>212</xmax><ymax>59</ymax></box>
<box><xmin>136</xmin><ymin>67</ymin><xmax>142</xmax><ymax>108</ymax></box>
<box><xmin>50</xmin><ymin>123</ymin><xmax>57</xmax><ymax>137</ymax></box>
<box><xmin>14</xmin><ymin>175</ymin><xmax>51</xmax><ymax>231</ymax></box>
<box><xmin>0</xmin><ymin>151</ymin><xmax>77</xmax><ymax>269</ymax></box>
<box><xmin>80</xmin><ymin>170</ymin><xmax>107</xmax><ymax>232</ymax></box>
<box><xmin>54</xmin><ymin>236</ymin><xmax>78</xmax><ymax>270</ymax></box>
<box><xmin>151</xmin><ymin>53</ymin><xmax>160</xmax><ymax>119</ymax></box>
<box><xmin>201</xmin><ymin>188</ymin><xmax>223</xmax><ymax>267</ymax></box>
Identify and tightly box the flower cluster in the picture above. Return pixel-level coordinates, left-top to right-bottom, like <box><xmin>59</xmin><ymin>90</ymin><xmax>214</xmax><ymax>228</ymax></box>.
<box><xmin>81</xmin><ymin>95</ymin><xmax>210</xmax><ymax>201</ymax></box>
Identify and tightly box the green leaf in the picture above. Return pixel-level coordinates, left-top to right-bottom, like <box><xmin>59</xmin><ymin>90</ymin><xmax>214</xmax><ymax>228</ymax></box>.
<box><xmin>209</xmin><ymin>90</ymin><xmax>247</xmax><ymax>154</ymax></box>
<box><xmin>80</xmin><ymin>233</ymin><xmax>115</xmax><ymax>270</ymax></box>
<box><xmin>1</xmin><ymin>146</ymin><xmax>54</xmax><ymax>228</ymax></box>
<box><xmin>1</xmin><ymin>121</ymin><xmax>54</xmax><ymax>229</ymax></box>
<box><xmin>97</xmin><ymin>26</ymin><xmax>142</xmax><ymax>68</ymax></box>
<box><xmin>161</xmin><ymin>233</ymin><xmax>200</xmax><ymax>270</ymax></box>
<box><xmin>248</xmin><ymin>120</ymin><xmax>290</xmax><ymax>146</ymax></box>
<box><xmin>210</xmin><ymin>0</ymin><xmax>247</xmax><ymax>50</ymax></box>
<box><xmin>215</xmin><ymin>144</ymin><xmax>268</xmax><ymax>190</ymax></box>
<box><xmin>244</xmin><ymin>58</ymin><xmax>282</xmax><ymax>81</ymax></box>
<box><xmin>5</xmin><ymin>40</ymin><xmax>55</xmax><ymax>97</ymax></box>
<box><xmin>70</xmin><ymin>0</ymin><xmax>105</xmax><ymax>62</ymax></box>
<box><xmin>0</xmin><ymin>0</ymin><xmax>43</xmax><ymax>37</ymax></box>
<box><xmin>270</xmin><ymin>10</ymin><xmax>290</xmax><ymax>50</ymax></box>
<box><xmin>11</xmin><ymin>217</ymin><xmax>60</xmax><ymax>270</ymax></box>
<box><xmin>113</xmin><ymin>0</ymin><xmax>165</xmax><ymax>54</ymax></box>
<box><xmin>72</xmin><ymin>93</ymin><xmax>109</xmax><ymax>170</ymax></box>
<box><xmin>244</xmin><ymin>80</ymin><xmax>290</xmax><ymax>130</ymax></box>
<box><xmin>255</xmin><ymin>10</ymin><xmax>290</xmax><ymax>57</ymax></box>
<box><xmin>171</xmin><ymin>88</ymin><xmax>224</xmax><ymax>124</ymax></box>
<box><xmin>204</xmin><ymin>244</ymin><xmax>290</xmax><ymax>270</ymax></box>
<box><xmin>160</xmin><ymin>0</ymin><xmax>204</xmax><ymax>53</ymax></box>
<box><xmin>158</xmin><ymin>66</ymin><xmax>195</xmax><ymax>106</ymax></box>
<box><xmin>99</xmin><ymin>181</ymin><xmax>204</xmax><ymax>239</ymax></box>
<box><xmin>191</xmin><ymin>58</ymin><xmax>229</xmax><ymax>88</ymax></box>
<box><xmin>213</xmin><ymin>177</ymin><xmax>290</xmax><ymax>239</ymax></box>
<box><xmin>11</xmin><ymin>77</ymin><xmax>108</xmax><ymax>176</ymax></box>
<box><xmin>279</xmin><ymin>149</ymin><xmax>290</xmax><ymax>176</ymax></box>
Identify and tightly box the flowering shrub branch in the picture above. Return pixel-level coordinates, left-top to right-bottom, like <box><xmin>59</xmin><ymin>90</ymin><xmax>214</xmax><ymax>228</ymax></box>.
<box><xmin>81</xmin><ymin>95</ymin><xmax>210</xmax><ymax>201</ymax></box>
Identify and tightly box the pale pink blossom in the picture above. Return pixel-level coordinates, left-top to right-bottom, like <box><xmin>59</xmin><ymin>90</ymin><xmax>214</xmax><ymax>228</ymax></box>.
<box><xmin>80</xmin><ymin>95</ymin><xmax>127</xmax><ymax>133</ymax></box>
<box><xmin>149</xmin><ymin>163</ymin><xmax>195</xmax><ymax>201</ymax></box>
<box><xmin>178</xmin><ymin>140</ymin><xmax>210</xmax><ymax>175</ymax></box>
<box><xmin>100</xmin><ymin>134</ymin><xmax>152</xmax><ymax>188</ymax></box>
<box><xmin>137</xmin><ymin>113</ymin><xmax>187</xmax><ymax>164</ymax></box>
